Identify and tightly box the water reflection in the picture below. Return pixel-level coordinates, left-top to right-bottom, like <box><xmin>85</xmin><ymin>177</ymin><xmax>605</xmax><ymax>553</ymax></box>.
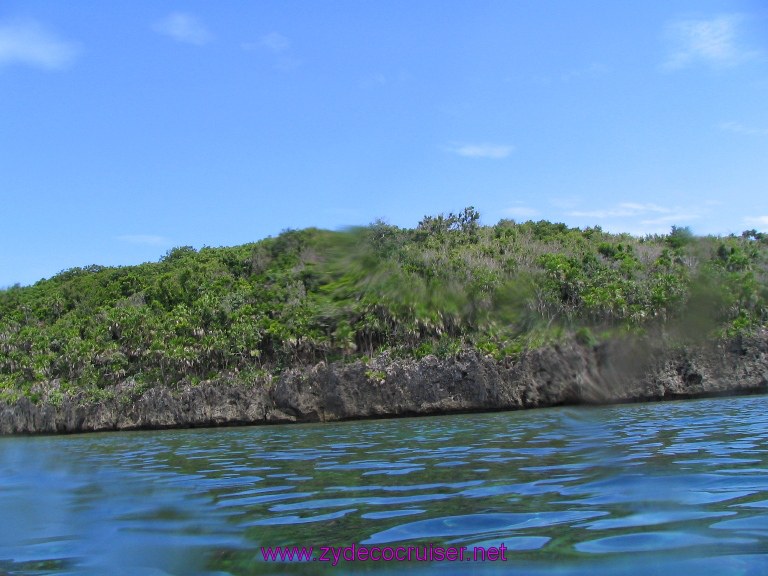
<box><xmin>1</xmin><ymin>395</ymin><xmax>768</xmax><ymax>574</ymax></box>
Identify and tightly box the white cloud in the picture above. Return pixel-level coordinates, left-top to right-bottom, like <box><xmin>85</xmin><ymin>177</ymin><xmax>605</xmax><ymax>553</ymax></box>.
<box><xmin>259</xmin><ymin>32</ymin><xmax>290</xmax><ymax>53</ymax></box>
<box><xmin>560</xmin><ymin>62</ymin><xmax>609</xmax><ymax>82</ymax></box>
<box><xmin>566</xmin><ymin>202</ymin><xmax>701</xmax><ymax>235</ymax></box>
<box><xmin>744</xmin><ymin>216</ymin><xmax>768</xmax><ymax>228</ymax></box>
<box><xmin>0</xmin><ymin>19</ymin><xmax>79</xmax><ymax>70</ymax></box>
<box><xmin>242</xmin><ymin>32</ymin><xmax>291</xmax><ymax>53</ymax></box>
<box><xmin>640</xmin><ymin>213</ymin><xmax>699</xmax><ymax>225</ymax></box>
<box><xmin>242</xmin><ymin>32</ymin><xmax>300</xmax><ymax>70</ymax></box>
<box><xmin>448</xmin><ymin>143</ymin><xmax>515</xmax><ymax>159</ymax></box>
<box><xmin>153</xmin><ymin>13</ymin><xmax>212</xmax><ymax>45</ymax></box>
<box><xmin>663</xmin><ymin>15</ymin><xmax>757</xmax><ymax>70</ymax></box>
<box><xmin>719</xmin><ymin>121</ymin><xmax>768</xmax><ymax>136</ymax></box>
<box><xmin>117</xmin><ymin>235</ymin><xmax>172</xmax><ymax>247</ymax></box>
<box><xmin>503</xmin><ymin>205</ymin><xmax>540</xmax><ymax>219</ymax></box>
<box><xmin>569</xmin><ymin>202</ymin><xmax>670</xmax><ymax>219</ymax></box>
<box><xmin>569</xmin><ymin>208</ymin><xmax>618</xmax><ymax>218</ymax></box>
<box><xmin>360</xmin><ymin>72</ymin><xmax>387</xmax><ymax>89</ymax></box>
<box><xmin>548</xmin><ymin>196</ymin><xmax>581</xmax><ymax>210</ymax></box>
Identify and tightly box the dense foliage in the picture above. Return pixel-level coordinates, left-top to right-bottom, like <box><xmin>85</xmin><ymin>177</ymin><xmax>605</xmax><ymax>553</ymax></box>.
<box><xmin>2</xmin><ymin>209</ymin><xmax>767</xmax><ymax>403</ymax></box>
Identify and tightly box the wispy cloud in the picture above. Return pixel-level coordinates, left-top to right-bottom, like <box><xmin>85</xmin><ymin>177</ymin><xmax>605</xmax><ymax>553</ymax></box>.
<box><xmin>360</xmin><ymin>72</ymin><xmax>388</xmax><ymax>89</ymax></box>
<box><xmin>663</xmin><ymin>14</ymin><xmax>758</xmax><ymax>70</ymax></box>
<box><xmin>719</xmin><ymin>121</ymin><xmax>768</xmax><ymax>136</ymax></box>
<box><xmin>560</xmin><ymin>62</ymin><xmax>609</xmax><ymax>82</ymax></box>
<box><xmin>548</xmin><ymin>196</ymin><xmax>582</xmax><ymax>210</ymax></box>
<box><xmin>153</xmin><ymin>13</ymin><xmax>212</xmax><ymax>46</ymax></box>
<box><xmin>569</xmin><ymin>202</ymin><xmax>671</xmax><ymax>219</ymax></box>
<box><xmin>503</xmin><ymin>205</ymin><xmax>540</xmax><ymax>219</ymax></box>
<box><xmin>242</xmin><ymin>31</ymin><xmax>300</xmax><ymax>70</ymax></box>
<box><xmin>744</xmin><ymin>216</ymin><xmax>768</xmax><ymax>228</ymax></box>
<box><xmin>0</xmin><ymin>19</ymin><xmax>79</xmax><ymax>70</ymax></box>
<box><xmin>117</xmin><ymin>235</ymin><xmax>173</xmax><ymax>247</ymax></box>
<box><xmin>640</xmin><ymin>213</ymin><xmax>699</xmax><ymax>226</ymax></box>
<box><xmin>447</xmin><ymin>143</ymin><xmax>515</xmax><ymax>159</ymax></box>
<box><xmin>567</xmin><ymin>202</ymin><xmax>700</xmax><ymax>234</ymax></box>
<box><xmin>505</xmin><ymin>62</ymin><xmax>609</xmax><ymax>87</ymax></box>
<box><xmin>259</xmin><ymin>32</ymin><xmax>290</xmax><ymax>53</ymax></box>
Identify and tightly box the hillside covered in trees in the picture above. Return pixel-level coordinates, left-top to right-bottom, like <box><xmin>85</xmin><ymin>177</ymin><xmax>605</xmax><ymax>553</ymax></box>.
<box><xmin>2</xmin><ymin>209</ymin><xmax>767</xmax><ymax>406</ymax></box>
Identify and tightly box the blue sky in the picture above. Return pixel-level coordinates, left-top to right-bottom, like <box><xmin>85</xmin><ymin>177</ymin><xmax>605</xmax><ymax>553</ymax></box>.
<box><xmin>1</xmin><ymin>1</ymin><xmax>767</xmax><ymax>287</ymax></box>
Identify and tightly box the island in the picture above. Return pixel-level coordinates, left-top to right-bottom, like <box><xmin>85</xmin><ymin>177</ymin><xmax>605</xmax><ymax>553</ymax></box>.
<box><xmin>2</xmin><ymin>210</ymin><xmax>767</xmax><ymax>434</ymax></box>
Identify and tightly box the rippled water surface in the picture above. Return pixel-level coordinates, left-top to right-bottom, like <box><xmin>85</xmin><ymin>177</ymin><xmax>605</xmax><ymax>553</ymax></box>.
<box><xmin>3</xmin><ymin>395</ymin><xmax>768</xmax><ymax>575</ymax></box>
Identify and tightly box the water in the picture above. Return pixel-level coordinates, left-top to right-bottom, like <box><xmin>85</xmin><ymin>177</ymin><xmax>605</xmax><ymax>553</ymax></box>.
<box><xmin>2</xmin><ymin>395</ymin><xmax>768</xmax><ymax>575</ymax></box>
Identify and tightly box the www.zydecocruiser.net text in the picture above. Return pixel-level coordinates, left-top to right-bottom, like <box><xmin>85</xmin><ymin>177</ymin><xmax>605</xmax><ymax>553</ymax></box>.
<box><xmin>261</xmin><ymin>543</ymin><xmax>509</xmax><ymax>566</ymax></box>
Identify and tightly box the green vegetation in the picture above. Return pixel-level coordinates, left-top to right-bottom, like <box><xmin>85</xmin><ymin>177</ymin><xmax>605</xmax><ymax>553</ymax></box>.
<box><xmin>2</xmin><ymin>209</ymin><xmax>767</xmax><ymax>403</ymax></box>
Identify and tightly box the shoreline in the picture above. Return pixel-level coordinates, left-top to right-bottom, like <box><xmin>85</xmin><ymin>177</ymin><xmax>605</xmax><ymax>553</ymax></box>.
<box><xmin>2</xmin><ymin>331</ymin><xmax>767</xmax><ymax>436</ymax></box>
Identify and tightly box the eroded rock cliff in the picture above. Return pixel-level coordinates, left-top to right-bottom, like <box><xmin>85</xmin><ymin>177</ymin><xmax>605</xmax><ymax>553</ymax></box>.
<box><xmin>2</xmin><ymin>331</ymin><xmax>767</xmax><ymax>434</ymax></box>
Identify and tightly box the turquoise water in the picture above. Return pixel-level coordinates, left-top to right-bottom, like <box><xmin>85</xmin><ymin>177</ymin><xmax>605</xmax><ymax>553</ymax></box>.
<box><xmin>2</xmin><ymin>395</ymin><xmax>768</xmax><ymax>575</ymax></box>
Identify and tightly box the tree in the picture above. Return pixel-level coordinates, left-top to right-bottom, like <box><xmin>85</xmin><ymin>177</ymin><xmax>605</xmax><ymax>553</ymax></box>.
<box><xmin>666</xmin><ymin>226</ymin><xmax>694</xmax><ymax>250</ymax></box>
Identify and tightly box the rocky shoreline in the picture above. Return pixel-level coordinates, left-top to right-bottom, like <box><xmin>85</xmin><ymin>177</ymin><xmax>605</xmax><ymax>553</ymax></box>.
<box><xmin>2</xmin><ymin>331</ymin><xmax>767</xmax><ymax>435</ymax></box>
